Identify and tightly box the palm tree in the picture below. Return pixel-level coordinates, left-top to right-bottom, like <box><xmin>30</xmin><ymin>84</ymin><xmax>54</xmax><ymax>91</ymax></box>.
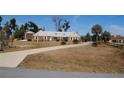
<box><xmin>91</xmin><ymin>24</ymin><xmax>102</xmax><ymax>36</ymax></box>
<box><xmin>91</xmin><ymin>24</ymin><xmax>102</xmax><ymax>45</ymax></box>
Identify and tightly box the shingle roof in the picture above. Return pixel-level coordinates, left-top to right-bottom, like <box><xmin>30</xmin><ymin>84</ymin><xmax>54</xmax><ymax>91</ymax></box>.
<box><xmin>34</xmin><ymin>30</ymin><xmax>80</xmax><ymax>37</ymax></box>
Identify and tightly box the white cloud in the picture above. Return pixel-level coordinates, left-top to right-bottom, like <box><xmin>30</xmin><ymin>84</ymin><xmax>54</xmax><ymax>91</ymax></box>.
<box><xmin>108</xmin><ymin>25</ymin><xmax>124</xmax><ymax>36</ymax></box>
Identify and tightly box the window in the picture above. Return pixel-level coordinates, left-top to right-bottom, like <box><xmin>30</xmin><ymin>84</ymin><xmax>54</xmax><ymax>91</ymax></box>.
<box><xmin>112</xmin><ymin>40</ymin><xmax>116</xmax><ymax>43</ymax></box>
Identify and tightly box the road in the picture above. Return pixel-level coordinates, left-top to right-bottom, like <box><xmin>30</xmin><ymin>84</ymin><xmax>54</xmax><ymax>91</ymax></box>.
<box><xmin>0</xmin><ymin>42</ymin><xmax>90</xmax><ymax>68</ymax></box>
<box><xmin>0</xmin><ymin>67</ymin><xmax>124</xmax><ymax>78</ymax></box>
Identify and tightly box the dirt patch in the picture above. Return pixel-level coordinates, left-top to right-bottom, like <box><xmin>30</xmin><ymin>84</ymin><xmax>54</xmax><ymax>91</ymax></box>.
<box><xmin>18</xmin><ymin>44</ymin><xmax>124</xmax><ymax>73</ymax></box>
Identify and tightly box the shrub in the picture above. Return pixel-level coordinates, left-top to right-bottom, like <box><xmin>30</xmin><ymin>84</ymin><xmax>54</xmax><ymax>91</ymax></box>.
<box><xmin>73</xmin><ymin>39</ymin><xmax>79</xmax><ymax>44</ymax></box>
<box><xmin>63</xmin><ymin>37</ymin><xmax>68</xmax><ymax>42</ymax></box>
<box><xmin>56</xmin><ymin>39</ymin><xmax>60</xmax><ymax>42</ymax></box>
<box><xmin>97</xmin><ymin>41</ymin><xmax>101</xmax><ymax>45</ymax></box>
<box><xmin>92</xmin><ymin>42</ymin><xmax>98</xmax><ymax>47</ymax></box>
<box><xmin>27</xmin><ymin>39</ymin><xmax>32</xmax><ymax>41</ymax></box>
<box><xmin>61</xmin><ymin>41</ymin><xmax>66</xmax><ymax>45</ymax></box>
<box><xmin>64</xmin><ymin>39</ymin><xmax>68</xmax><ymax>42</ymax></box>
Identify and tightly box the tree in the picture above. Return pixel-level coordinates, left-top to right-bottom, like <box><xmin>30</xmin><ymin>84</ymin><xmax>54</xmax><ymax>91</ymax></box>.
<box><xmin>85</xmin><ymin>32</ymin><xmax>91</xmax><ymax>42</ymax></box>
<box><xmin>10</xmin><ymin>18</ymin><xmax>16</xmax><ymax>31</ymax></box>
<box><xmin>24</xmin><ymin>23</ymin><xmax>28</xmax><ymax>30</ymax></box>
<box><xmin>0</xmin><ymin>16</ymin><xmax>3</xmax><ymax>50</ymax></box>
<box><xmin>3</xmin><ymin>21</ymin><xmax>11</xmax><ymax>39</ymax></box>
<box><xmin>0</xmin><ymin>16</ymin><xmax>2</xmax><ymax>25</ymax></box>
<box><xmin>14</xmin><ymin>25</ymin><xmax>26</xmax><ymax>40</ymax></box>
<box><xmin>1</xmin><ymin>18</ymin><xmax>17</xmax><ymax>47</ymax></box>
<box><xmin>62</xmin><ymin>20</ymin><xmax>70</xmax><ymax>32</ymax></box>
<box><xmin>14</xmin><ymin>22</ymin><xmax>30</xmax><ymax>40</ymax></box>
<box><xmin>0</xmin><ymin>16</ymin><xmax>6</xmax><ymax>50</ymax></box>
<box><xmin>91</xmin><ymin>24</ymin><xmax>103</xmax><ymax>45</ymax></box>
<box><xmin>9</xmin><ymin>18</ymin><xmax>17</xmax><ymax>46</ymax></box>
<box><xmin>101</xmin><ymin>31</ymin><xmax>111</xmax><ymax>43</ymax></box>
<box><xmin>91</xmin><ymin>24</ymin><xmax>102</xmax><ymax>36</ymax></box>
<box><xmin>53</xmin><ymin>16</ymin><xmax>62</xmax><ymax>31</ymax></box>
<box><xmin>27</xmin><ymin>21</ymin><xmax>39</xmax><ymax>33</ymax></box>
<box><xmin>0</xmin><ymin>16</ymin><xmax>2</xmax><ymax>32</ymax></box>
<box><xmin>39</xmin><ymin>26</ymin><xmax>45</xmax><ymax>31</ymax></box>
<box><xmin>81</xmin><ymin>36</ymin><xmax>85</xmax><ymax>42</ymax></box>
<box><xmin>14</xmin><ymin>21</ymin><xmax>40</xmax><ymax>40</ymax></box>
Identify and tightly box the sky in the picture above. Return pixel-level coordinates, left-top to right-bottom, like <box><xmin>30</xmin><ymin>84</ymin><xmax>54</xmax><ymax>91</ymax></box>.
<box><xmin>1</xmin><ymin>15</ymin><xmax>124</xmax><ymax>36</ymax></box>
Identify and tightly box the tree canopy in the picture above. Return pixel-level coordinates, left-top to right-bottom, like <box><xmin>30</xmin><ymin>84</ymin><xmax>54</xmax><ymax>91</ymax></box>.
<box><xmin>91</xmin><ymin>24</ymin><xmax>102</xmax><ymax>35</ymax></box>
<box><xmin>101</xmin><ymin>31</ymin><xmax>111</xmax><ymax>42</ymax></box>
<box><xmin>0</xmin><ymin>16</ymin><xmax>3</xmax><ymax>31</ymax></box>
<box><xmin>27</xmin><ymin>21</ymin><xmax>39</xmax><ymax>33</ymax></box>
<box><xmin>0</xmin><ymin>16</ymin><xmax>2</xmax><ymax>25</ymax></box>
<box><xmin>53</xmin><ymin>16</ymin><xmax>62</xmax><ymax>32</ymax></box>
<box><xmin>10</xmin><ymin>18</ymin><xmax>16</xmax><ymax>30</ymax></box>
<box><xmin>91</xmin><ymin>24</ymin><xmax>103</xmax><ymax>46</ymax></box>
<box><xmin>14</xmin><ymin>24</ymin><xmax>26</xmax><ymax>39</ymax></box>
<box><xmin>62</xmin><ymin>20</ymin><xmax>70</xmax><ymax>32</ymax></box>
<box><xmin>85</xmin><ymin>32</ymin><xmax>91</xmax><ymax>41</ymax></box>
<box><xmin>53</xmin><ymin>16</ymin><xmax>70</xmax><ymax>32</ymax></box>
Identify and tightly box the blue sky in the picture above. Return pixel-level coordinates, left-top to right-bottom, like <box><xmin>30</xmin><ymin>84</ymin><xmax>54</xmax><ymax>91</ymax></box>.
<box><xmin>1</xmin><ymin>15</ymin><xmax>124</xmax><ymax>36</ymax></box>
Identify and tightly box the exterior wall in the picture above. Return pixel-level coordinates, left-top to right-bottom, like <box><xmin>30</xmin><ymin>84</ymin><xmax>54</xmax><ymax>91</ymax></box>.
<box><xmin>111</xmin><ymin>39</ymin><xmax>124</xmax><ymax>43</ymax></box>
<box><xmin>25</xmin><ymin>31</ymin><xmax>34</xmax><ymax>41</ymax></box>
<box><xmin>25</xmin><ymin>33</ymin><xmax>34</xmax><ymax>41</ymax></box>
<box><xmin>34</xmin><ymin>36</ymin><xmax>81</xmax><ymax>41</ymax></box>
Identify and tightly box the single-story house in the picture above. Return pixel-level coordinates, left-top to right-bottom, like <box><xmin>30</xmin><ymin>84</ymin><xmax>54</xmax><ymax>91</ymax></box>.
<box><xmin>109</xmin><ymin>35</ymin><xmax>124</xmax><ymax>43</ymax></box>
<box><xmin>33</xmin><ymin>30</ymin><xmax>81</xmax><ymax>42</ymax></box>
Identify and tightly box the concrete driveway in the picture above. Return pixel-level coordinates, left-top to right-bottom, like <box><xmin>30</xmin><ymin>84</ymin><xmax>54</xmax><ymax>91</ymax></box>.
<box><xmin>0</xmin><ymin>42</ymin><xmax>91</xmax><ymax>68</ymax></box>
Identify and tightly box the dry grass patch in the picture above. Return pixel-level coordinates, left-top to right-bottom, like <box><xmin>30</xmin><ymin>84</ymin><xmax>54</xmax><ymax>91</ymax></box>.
<box><xmin>18</xmin><ymin>44</ymin><xmax>124</xmax><ymax>73</ymax></box>
<box><xmin>1</xmin><ymin>40</ymin><xmax>74</xmax><ymax>52</ymax></box>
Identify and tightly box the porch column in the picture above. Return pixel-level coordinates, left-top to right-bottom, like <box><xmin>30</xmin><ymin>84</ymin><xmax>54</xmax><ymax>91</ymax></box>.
<box><xmin>37</xmin><ymin>36</ymin><xmax>39</xmax><ymax>43</ymax></box>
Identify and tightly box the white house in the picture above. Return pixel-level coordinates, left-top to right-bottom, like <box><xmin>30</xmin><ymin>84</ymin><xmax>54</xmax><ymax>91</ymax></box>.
<box><xmin>34</xmin><ymin>30</ymin><xmax>81</xmax><ymax>42</ymax></box>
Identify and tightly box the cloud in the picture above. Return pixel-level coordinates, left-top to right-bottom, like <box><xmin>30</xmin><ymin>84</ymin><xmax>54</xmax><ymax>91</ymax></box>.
<box><xmin>108</xmin><ymin>25</ymin><xmax>124</xmax><ymax>36</ymax></box>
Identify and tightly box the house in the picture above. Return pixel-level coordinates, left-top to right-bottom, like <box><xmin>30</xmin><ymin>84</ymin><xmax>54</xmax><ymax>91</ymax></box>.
<box><xmin>33</xmin><ymin>30</ymin><xmax>81</xmax><ymax>42</ymax></box>
<box><xmin>109</xmin><ymin>35</ymin><xmax>124</xmax><ymax>43</ymax></box>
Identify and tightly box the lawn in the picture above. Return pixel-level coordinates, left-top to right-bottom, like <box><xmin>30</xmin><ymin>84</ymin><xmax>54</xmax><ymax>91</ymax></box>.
<box><xmin>1</xmin><ymin>40</ymin><xmax>74</xmax><ymax>52</ymax></box>
<box><xmin>18</xmin><ymin>44</ymin><xmax>124</xmax><ymax>73</ymax></box>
